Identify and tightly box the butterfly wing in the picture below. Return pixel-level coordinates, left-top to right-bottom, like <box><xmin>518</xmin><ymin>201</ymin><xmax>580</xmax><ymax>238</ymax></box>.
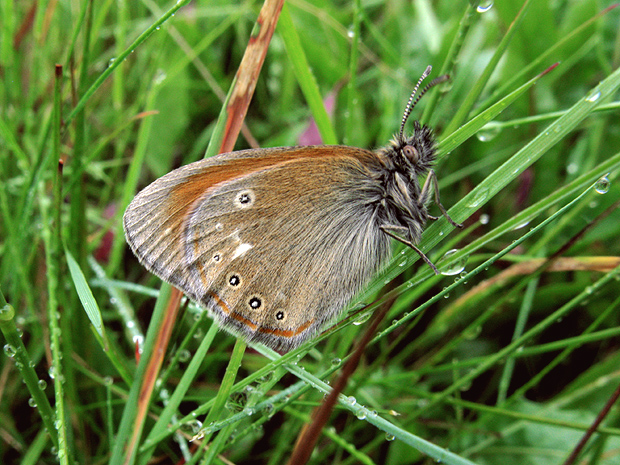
<box><xmin>124</xmin><ymin>146</ymin><xmax>391</xmax><ymax>351</ymax></box>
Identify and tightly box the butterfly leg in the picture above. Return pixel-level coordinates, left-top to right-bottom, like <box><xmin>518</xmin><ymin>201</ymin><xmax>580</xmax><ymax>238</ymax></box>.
<box><xmin>420</xmin><ymin>170</ymin><xmax>463</xmax><ymax>229</ymax></box>
<box><xmin>380</xmin><ymin>225</ymin><xmax>439</xmax><ymax>275</ymax></box>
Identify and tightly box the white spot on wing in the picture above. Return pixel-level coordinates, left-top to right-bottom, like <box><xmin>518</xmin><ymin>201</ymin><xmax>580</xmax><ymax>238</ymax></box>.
<box><xmin>232</xmin><ymin>243</ymin><xmax>253</xmax><ymax>260</ymax></box>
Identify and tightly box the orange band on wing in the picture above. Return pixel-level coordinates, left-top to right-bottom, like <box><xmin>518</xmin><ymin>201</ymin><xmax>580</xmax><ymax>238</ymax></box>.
<box><xmin>229</xmin><ymin>312</ymin><xmax>258</xmax><ymax>331</ymax></box>
<box><xmin>209</xmin><ymin>291</ymin><xmax>231</xmax><ymax>315</ymax></box>
<box><xmin>257</xmin><ymin>319</ymin><xmax>314</xmax><ymax>338</ymax></box>
<box><xmin>209</xmin><ymin>291</ymin><xmax>258</xmax><ymax>331</ymax></box>
<box><xmin>197</xmin><ymin>259</ymin><xmax>210</xmax><ymax>289</ymax></box>
<box><xmin>209</xmin><ymin>292</ymin><xmax>313</xmax><ymax>339</ymax></box>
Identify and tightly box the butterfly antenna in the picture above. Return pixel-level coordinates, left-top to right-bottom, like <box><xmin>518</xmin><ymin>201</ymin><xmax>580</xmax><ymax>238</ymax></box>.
<box><xmin>410</xmin><ymin>74</ymin><xmax>450</xmax><ymax>113</ymax></box>
<box><xmin>399</xmin><ymin>66</ymin><xmax>432</xmax><ymax>141</ymax></box>
<box><xmin>398</xmin><ymin>66</ymin><xmax>450</xmax><ymax>141</ymax></box>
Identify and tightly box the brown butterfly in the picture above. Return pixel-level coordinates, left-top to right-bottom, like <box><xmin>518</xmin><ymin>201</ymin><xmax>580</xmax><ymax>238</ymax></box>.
<box><xmin>123</xmin><ymin>66</ymin><xmax>461</xmax><ymax>352</ymax></box>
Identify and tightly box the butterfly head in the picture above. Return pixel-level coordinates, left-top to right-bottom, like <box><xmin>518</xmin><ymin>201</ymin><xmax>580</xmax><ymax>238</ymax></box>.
<box><xmin>385</xmin><ymin>120</ymin><xmax>436</xmax><ymax>177</ymax></box>
<box><xmin>380</xmin><ymin>66</ymin><xmax>448</xmax><ymax>177</ymax></box>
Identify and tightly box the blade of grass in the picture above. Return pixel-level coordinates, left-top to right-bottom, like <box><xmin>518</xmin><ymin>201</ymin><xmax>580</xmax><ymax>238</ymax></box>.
<box><xmin>416</xmin><ymin>261</ymin><xmax>620</xmax><ymax>420</ymax></box>
<box><xmin>421</xmin><ymin>2</ymin><xmax>478</xmax><ymax>124</ymax></box>
<box><xmin>277</xmin><ymin>3</ymin><xmax>338</xmax><ymax>145</ymax></box>
<box><xmin>407</xmin><ymin>150</ymin><xmax>620</xmax><ymax>350</ymax></box>
<box><xmin>443</xmin><ymin>0</ymin><xmax>531</xmax><ymax>135</ymax></box>
<box><xmin>209</xmin><ymin>0</ymin><xmax>285</xmax><ymax>156</ymax></box>
<box><xmin>67</xmin><ymin>0</ymin><xmax>93</xmax><ymax>266</ymax></box>
<box><xmin>136</xmin><ymin>322</ymin><xmax>218</xmax><ymax>465</ymax></box>
<box><xmin>65</xmin><ymin>248</ymin><xmax>106</xmax><ymax>340</ymax></box>
<box><xmin>108</xmin><ymin>282</ymin><xmax>175</xmax><ymax>465</ymax></box>
<box><xmin>64</xmin><ymin>0</ymin><xmax>193</xmax><ymax>127</ymax></box>
<box><xmin>343</xmin><ymin>0</ymin><xmax>362</xmax><ymax>146</ymax></box>
<box><xmin>438</xmin><ymin>63</ymin><xmax>558</xmax><ymax>156</ymax></box>
<box><xmin>45</xmin><ymin>66</ymin><xmax>71</xmax><ymax>465</ymax></box>
<box><xmin>475</xmin><ymin>4</ymin><xmax>619</xmax><ymax>116</ymax></box>
<box><xmin>0</xmin><ymin>291</ymin><xmax>59</xmax><ymax>450</ymax></box>
<box><xmin>199</xmin><ymin>339</ymin><xmax>247</xmax><ymax>463</ymax></box>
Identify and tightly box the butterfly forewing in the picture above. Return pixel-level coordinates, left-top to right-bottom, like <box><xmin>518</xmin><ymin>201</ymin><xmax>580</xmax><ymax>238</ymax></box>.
<box><xmin>124</xmin><ymin>146</ymin><xmax>391</xmax><ymax>351</ymax></box>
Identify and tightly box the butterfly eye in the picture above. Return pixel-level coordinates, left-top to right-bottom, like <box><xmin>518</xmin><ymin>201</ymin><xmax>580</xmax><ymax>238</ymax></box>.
<box><xmin>213</xmin><ymin>253</ymin><xmax>222</xmax><ymax>262</ymax></box>
<box><xmin>228</xmin><ymin>274</ymin><xmax>241</xmax><ymax>287</ymax></box>
<box><xmin>275</xmin><ymin>311</ymin><xmax>285</xmax><ymax>321</ymax></box>
<box><xmin>403</xmin><ymin>145</ymin><xmax>419</xmax><ymax>164</ymax></box>
<box><xmin>248</xmin><ymin>296</ymin><xmax>262</xmax><ymax>310</ymax></box>
<box><xmin>234</xmin><ymin>189</ymin><xmax>255</xmax><ymax>209</ymax></box>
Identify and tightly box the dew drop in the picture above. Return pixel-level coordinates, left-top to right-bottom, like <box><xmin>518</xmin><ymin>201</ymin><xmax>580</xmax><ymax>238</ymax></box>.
<box><xmin>585</xmin><ymin>90</ymin><xmax>601</xmax><ymax>103</ymax></box>
<box><xmin>385</xmin><ymin>432</ymin><xmax>396</xmax><ymax>441</ymax></box>
<box><xmin>244</xmin><ymin>385</ymin><xmax>255</xmax><ymax>395</ymax></box>
<box><xmin>438</xmin><ymin>249</ymin><xmax>468</xmax><ymax>276</ymax></box>
<box><xmin>476</xmin><ymin>0</ymin><xmax>493</xmax><ymax>12</ymax></box>
<box><xmin>479</xmin><ymin>213</ymin><xmax>490</xmax><ymax>225</ymax></box>
<box><xmin>265</xmin><ymin>403</ymin><xmax>275</xmax><ymax>416</ymax></box>
<box><xmin>108</xmin><ymin>57</ymin><xmax>116</xmax><ymax>67</ymax></box>
<box><xmin>566</xmin><ymin>162</ymin><xmax>579</xmax><ymax>175</ymax></box>
<box><xmin>459</xmin><ymin>380</ymin><xmax>472</xmax><ymax>391</ymax></box>
<box><xmin>595</xmin><ymin>175</ymin><xmax>610</xmax><ymax>194</ymax></box>
<box><xmin>0</xmin><ymin>305</ymin><xmax>14</xmax><ymax>318</ymax></box>
<box><xmin>513</xmin><ymin>219</ymin><xmax>530</xmax><ymax>230</ymax></box>
<box><xmin>475</xmin><ymin>122</ymin><xmax>500</xmax><ymax>141</ymax></box>
<box><xmin>154</xmin><ymin>69</ymin><xmax>167</xmax><ymax>85</ymax></box>
<box><xmin>353</xmin><ymin>310</ymin><xmax>372</xmax><ymax>325</ymax></box>
<box><xmin>464</xmin><ymin>325</ymin><xmax>482</xmax><ymax>340</ymax></box>
<box><xmin>178</xmin><ymin>349</ymin><xmax>191</xmax><ymax>363</ymax></box>
<box><xmin>28</xmin><ymin>398</ymin><xmax>37</xmax><ymax>407</ymax></box>
<box><xmin>187</xmin><ymin>419</ymin><xmax>203</xmax><ymax>434</ymax></box>
<box><xmin>38</xmin><ymin>379</ymin><xmax>47</xmax><ymax>390</ymax></box>
<box><xmin>466</xmin><ymin>187</ymin><xmax>489</xmax><ymax>208</ymax></box>
<box><xmin>3</xmin><ymin>344</ymin><xmax>16</xmax><ymax>358</ymax></box>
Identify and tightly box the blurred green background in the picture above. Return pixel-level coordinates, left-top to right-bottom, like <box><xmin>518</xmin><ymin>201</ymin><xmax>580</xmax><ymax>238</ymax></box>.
<box><xmin>1</xmin><ymin>0</ymin><xmax>620</xmax><ymax>464</ymax></box>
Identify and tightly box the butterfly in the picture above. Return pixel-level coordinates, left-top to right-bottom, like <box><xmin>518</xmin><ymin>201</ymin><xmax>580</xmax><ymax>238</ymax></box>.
<box><xmin>123</xmin><ymin>65</ymin><xmax>461</xmax><ymax>352</ymax></box>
